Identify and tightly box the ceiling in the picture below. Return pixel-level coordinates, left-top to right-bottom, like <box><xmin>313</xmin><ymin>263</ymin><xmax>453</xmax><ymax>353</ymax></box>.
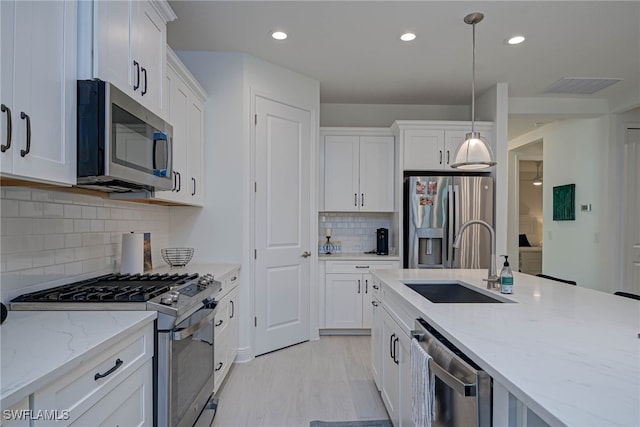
<box><xmin>166</xmin><ymin>1</ymin><xmax>640</xmax><ymax>139</ymax></box>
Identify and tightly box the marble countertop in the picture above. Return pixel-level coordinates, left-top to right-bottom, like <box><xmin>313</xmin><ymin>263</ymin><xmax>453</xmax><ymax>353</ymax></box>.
<box><xmin>319</xmin><ymin>253</ymin><xmax>400</xmax><ymax>261</ymax></box>
<box><xmin>372</xmin><ymin>269</ymin><xmax>640</xmax><ymax>427</ymax></box>
<box><xmin>0</xmin><ymin>311</ymin><xmax>156</xmax><ymax>410</ymax></box>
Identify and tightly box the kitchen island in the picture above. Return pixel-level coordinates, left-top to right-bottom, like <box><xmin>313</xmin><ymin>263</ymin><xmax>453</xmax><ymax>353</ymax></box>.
<box><xmin>371</xmin><ymin>269</ymin><xmax>640</xmax><ymax>427</ymax></box>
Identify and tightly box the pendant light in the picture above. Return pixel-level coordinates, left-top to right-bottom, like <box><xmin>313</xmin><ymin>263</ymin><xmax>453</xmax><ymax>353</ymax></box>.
<box><xmin>532</xmin><ymin>161</ymin><xmax>543</xmax><ymax>186</ymax></box>
<box><xmin>450</xmin><ymin>12</ymin><xmax>497</xmax><ymax>170</ymax></box>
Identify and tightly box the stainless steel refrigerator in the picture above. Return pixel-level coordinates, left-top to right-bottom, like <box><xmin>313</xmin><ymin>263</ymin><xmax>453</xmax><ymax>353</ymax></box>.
<box><xmin>404</xmin><ymin>175</ymin><xmax>494</xmax><ymax>269</ymax></box>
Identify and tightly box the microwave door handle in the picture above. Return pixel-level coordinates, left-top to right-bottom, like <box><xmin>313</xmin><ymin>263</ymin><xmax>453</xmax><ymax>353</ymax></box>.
<box><xmin>152</xmin><ymin>132</ymin><xmax>168</xmax><ymax>175</ymax></box>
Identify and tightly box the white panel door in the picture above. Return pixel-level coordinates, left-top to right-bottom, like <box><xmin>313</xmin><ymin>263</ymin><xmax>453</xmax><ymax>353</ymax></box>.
<box><xmin>254</xmin><ymin>96</ymin><xmax>311</xmax><ymax>356</ymax></box>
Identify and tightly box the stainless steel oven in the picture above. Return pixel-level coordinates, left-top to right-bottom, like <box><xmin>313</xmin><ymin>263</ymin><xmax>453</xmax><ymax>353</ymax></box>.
<box><xmin>11</xmin><ymin>272</ymin><xmax>222</xmax><ymax>427</ymax></box>
<box><xmin>412</xmin><ymin>318</ymin><xmax>492</xmax><ymax>427</ymax></box>
<box><xmin>157</xmin><ymin>301</ymin><xmax>217</xmax><ymax>427</ymax></box>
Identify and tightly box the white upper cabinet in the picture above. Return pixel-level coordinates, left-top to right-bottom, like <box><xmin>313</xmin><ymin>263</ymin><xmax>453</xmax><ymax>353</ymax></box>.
<box><xmin>322</xmin><ymin>128</ymin><xmax>394</xmax><ymax>212</ymax></box>
<box><xmin>0</xmin><ymin>0</ymin><xmax>77</xmax><ymax>185</ymax></box>
<box><xmin>79</xmin><ymin>0</ymin><xmax>176</xmax><ymax>119</ymax></box>
<box><xmin>392</xmin><ymin>121</ymin><xmax>494</xmax><ymax>171</ymax></box>
<box><xmin>153</xmin><ymin>48</ymin><xmax>207</xmax><ymax>206</ymax></box>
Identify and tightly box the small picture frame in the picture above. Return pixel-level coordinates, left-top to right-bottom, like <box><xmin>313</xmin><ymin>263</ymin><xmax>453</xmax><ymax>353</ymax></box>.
<box><xmin>553</xmin><ymin>184</ymin><xmax>576</xmax><ymax>221</ymax></box>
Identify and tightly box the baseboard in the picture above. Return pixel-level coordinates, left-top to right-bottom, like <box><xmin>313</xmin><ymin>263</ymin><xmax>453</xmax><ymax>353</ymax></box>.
<box><xmin>234</xmin><ymin>345</ymin><xmax>254</xmax><ymax>363</ymax></box>
<box><xmin>319</xmin><ymin>329</ymin><xmax>371</xmax><ymax>336</ymax></box>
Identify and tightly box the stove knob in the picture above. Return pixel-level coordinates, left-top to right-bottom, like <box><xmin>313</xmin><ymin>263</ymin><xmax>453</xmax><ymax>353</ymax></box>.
<box><xmin>161</xmin><ymin>296</ymin><xmax>174</xmax><ymax>305</ymax></box>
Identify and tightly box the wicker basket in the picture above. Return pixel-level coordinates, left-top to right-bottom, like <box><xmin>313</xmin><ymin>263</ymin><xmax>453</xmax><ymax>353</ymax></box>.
<box><xmin>161</xmin><ymin>248</ymin><xmax>194</xmax><ymax>268</ymax></box>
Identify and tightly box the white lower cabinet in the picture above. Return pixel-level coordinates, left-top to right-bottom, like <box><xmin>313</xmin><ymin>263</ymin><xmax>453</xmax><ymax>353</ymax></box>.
<box><xmin>213</xmin><ymin>269</ymin><xmax>239</xmax><ymax>393</ymax></box>
<box><xmin>323</xmin><ymin>261</ymin><xmax>397</xmax><ymax>330</ymax></box>
<box><xmin>380</xmin><ymin>307</ymin><xmax>413</xmax><ymax>427</ymax></box>
<box><xmin>31</xmin><ymin>323</ymin><xmax>154</xmax><ymax>426</ymax></box>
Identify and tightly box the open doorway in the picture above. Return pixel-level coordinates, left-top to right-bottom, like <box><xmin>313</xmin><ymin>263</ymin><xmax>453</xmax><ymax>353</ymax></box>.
<box><xmin>514</xmin><ymin>141</ymin><xmax>543</xmax><ymax>275</ymax></box>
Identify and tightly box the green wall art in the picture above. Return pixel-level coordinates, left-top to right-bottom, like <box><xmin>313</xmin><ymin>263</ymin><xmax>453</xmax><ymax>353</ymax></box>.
<box><xmin>553</xmin><ymin>184</ymin><xmax>576</xmax><ymax>221</ymax></box>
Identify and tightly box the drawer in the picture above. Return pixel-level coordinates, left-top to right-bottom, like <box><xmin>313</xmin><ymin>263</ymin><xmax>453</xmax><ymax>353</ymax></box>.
<box><xmin>213</xmin><ymin>325</ymin><xmax>229</xmax><ymax>393</ymax></box>
<box><xmin>325</xmin><ymin>261</ymin><xmax>397</xmax><ymax>274</ymax></box>
<box><xmin>217</xmin><ymin>268</ymin><xmax>239</xmax><ymax>299</ymax></box>
<box><xmin>214</xmin><ymin>301</ymin><xmax>230</xmax><ymax>337</ymax></box>
<box><xmin>33</xmin><ymin>324</ymin><xmax>154</xmax><ymax>416</ymax></box>
<box><xmin>66</xmin><ymin>360</ymin><xmax>153</xmax><ymax>427</ymax></box>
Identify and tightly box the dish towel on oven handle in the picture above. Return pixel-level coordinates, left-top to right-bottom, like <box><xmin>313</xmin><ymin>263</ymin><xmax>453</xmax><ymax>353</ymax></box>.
<box><xmin>411</xmin><ymin>337</ymin><xmax>435</xmax><ymax>427</ymax></box>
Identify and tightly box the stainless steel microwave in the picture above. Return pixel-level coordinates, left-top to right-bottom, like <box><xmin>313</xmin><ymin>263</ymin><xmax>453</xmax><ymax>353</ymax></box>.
<box><xmin>77</xmin><ymin>80</ymin><xmax>173</xmax><ymax>192</ymax></box>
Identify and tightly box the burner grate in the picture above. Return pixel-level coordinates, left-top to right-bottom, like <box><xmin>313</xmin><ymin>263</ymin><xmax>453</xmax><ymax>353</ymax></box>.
<box><xmin>11</xmin><ymin>273</ymin><xmax>199</xmax><ymax>303</ymax></box>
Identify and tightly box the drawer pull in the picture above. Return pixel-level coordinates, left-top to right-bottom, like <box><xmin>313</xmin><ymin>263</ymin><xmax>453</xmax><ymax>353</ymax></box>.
<box><xmin>215</xmin><ymin>362</ymin><xmax>223</xmax><ymax>372</ymax></box>
<box><xmin>231</xmin><ymin>276</ymin><xmax>237</xmax><ymax>282</ymax></box>
<box><xmin>215</xmin><ymin>319</ymin><xmax>224</xmax><ymax>327</ymax></box>
<box><xmin>372</xmin><ymin>284</ymin><xmax>379</xmax><ymax>290</ymax></box>
<box><xmin>355</xmin><ymin>265</ymin><xmax>369</xmax><ymax>269</ymax></box>
<box><xmin>94</xmin><ymin>358</ymin><xmax>123</xmax><ymax>381</ymax></box>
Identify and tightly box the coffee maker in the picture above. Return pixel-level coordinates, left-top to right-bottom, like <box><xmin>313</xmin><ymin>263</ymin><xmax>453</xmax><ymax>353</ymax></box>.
<box><xmin>376</xmin><ymin>228</ymin><xmax>389</xmax><ymax>255</ymax></box>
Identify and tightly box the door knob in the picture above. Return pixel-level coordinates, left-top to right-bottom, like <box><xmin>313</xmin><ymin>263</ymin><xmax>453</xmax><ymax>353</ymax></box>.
<box><xmin>301</xmin><ymin>251</ymin><xmax>311</xmax><ymax>258</ymax></box>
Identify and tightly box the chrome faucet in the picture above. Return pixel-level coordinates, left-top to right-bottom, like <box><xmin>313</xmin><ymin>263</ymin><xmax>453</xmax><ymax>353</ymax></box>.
<box><xmin>452</xmin><ymin>219</ymin><xmax>499</xmax><ymax>289</ymax></box>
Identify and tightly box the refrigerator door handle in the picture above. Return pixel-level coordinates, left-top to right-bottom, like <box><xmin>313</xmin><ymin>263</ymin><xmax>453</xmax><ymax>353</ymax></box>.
<box><xmin>447</xmin><ymin>184</ymin><xmax>454</xmax><ymax>267</ymax></box>
<box><xmin>453</xmin><ymin>184</ymin><xmax>461</xmax><ymax>267</ymax></box>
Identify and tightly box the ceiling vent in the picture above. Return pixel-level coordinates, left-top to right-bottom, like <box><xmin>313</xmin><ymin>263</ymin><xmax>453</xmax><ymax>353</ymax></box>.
<box><xmin>542</xmin><ymin>77</ymin><xmax>622</xmax><ymax>95</ymax></box>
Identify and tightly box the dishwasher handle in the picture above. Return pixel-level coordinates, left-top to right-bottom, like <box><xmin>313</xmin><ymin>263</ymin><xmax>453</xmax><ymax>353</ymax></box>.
<box><xmin>412</xmin><ymin>329</ymin><xmax>478</xmax><ymax>397</ymax></box>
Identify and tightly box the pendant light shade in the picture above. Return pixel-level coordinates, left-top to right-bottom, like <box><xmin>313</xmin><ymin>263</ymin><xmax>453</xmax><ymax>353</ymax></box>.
<box><xmin>532</xmin><ymin>161</ymin><xmax>543</xmax><ymax>186</ymax></box>
<box><xmin>450</xmin><ymin>12</ymin><xmax>497</xmax><ymax>170</ymax></box>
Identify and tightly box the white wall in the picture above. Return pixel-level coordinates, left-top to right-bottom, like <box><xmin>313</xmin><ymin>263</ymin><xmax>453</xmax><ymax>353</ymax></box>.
<box><xmin>320</xmin><ymin>103</ymin><xmax>469</xmax><ymax>127</ymax></box>
<box><xmin>509</xmin><ymin>112</ymin><xmax>640</xmax><ymax>292</ymax></box>
<box><xmin>170</xmin><ymin>51</ymin><xmax>319</xmax><ymax>361</ymax></box>
<box><xmin>0</xmin><ymin>187</ymin><xmax>170</xmax><ymax>303</ymax></box>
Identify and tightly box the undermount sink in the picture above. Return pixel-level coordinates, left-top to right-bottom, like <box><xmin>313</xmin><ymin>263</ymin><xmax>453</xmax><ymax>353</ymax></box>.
<box><xmin>403</xmin><ymin>281</ymin><xmax>512</xmax><ymax>304</ymax></box>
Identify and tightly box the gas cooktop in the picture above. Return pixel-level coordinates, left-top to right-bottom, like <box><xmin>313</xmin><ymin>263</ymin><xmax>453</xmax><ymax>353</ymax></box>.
<box><xmin>10</xmin><ymin>272</ymin><xmax>222</xmax><ymax>326</ymax></box>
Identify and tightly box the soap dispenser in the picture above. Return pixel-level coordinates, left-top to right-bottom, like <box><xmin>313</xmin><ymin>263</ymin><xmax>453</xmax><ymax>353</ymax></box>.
<box><xmin>499</xmin><ymin>255</ymin><xmax>513</xmax><ymax>294</ymax></box>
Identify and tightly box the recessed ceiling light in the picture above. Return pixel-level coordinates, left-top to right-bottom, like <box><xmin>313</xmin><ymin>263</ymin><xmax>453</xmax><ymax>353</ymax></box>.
<box><xmin>400</xmin><ymin>33</ymin><xmax>416</xmax><ymax>42</ymax></box>
<box><xmin>507</xmin><ymin>35</ymin><xmax>525</xmax><ymax>45</ymax></box>
<box><xmin>271</xmin><ymin>31</ymin><xmax>287</xmax><ymax>41</ymax></box>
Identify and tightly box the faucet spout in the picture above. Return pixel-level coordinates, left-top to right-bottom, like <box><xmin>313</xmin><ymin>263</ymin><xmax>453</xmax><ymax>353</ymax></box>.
<box><xmin>452</xmin><ymin>219</ymin><xmax>498</xmax><ymax>287</ymax></box>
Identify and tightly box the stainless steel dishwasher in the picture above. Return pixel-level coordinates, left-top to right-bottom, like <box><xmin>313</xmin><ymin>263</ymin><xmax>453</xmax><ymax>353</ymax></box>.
<box><xmin>412</xmin><ymin>318</ymin><xmax>492</xmax><ymax>427</ymax></box>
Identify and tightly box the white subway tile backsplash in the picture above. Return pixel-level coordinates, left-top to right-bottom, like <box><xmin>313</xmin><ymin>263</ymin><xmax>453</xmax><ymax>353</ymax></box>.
<box><xmin>0</xmin><ymin>187</ymin><xmax>171</xmax><ymax>303</ymax></box>
<box><xmin>318</xmin><ymin>212</ymin><xmax>393</xmax><ymax>253</ymax></box>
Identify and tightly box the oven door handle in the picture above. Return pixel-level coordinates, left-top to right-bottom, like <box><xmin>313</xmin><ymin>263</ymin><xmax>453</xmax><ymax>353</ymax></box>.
<box><xmin>172</xmin><ymin>310</ymin><xmax>216</xmax><ymax>341</ymax></box>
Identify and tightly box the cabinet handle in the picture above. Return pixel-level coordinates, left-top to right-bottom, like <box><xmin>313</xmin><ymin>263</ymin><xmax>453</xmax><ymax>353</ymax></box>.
<box><xmin>354</xmin><ymin>193</ymin><xmax>357</xmax><ymax>207</ymax></box>
<box><xmin>133</xmin><ymin>60</ymin><xmax>140</xmax><ymax>91</ymax></box>
<box><xmin>371</xmin><ymin>301</ymin><xmax>378</xmax><ymax>307</ymax></box>
<box><xmin>447</xmin><ymin>150</ymin><xmax>450</xmax><ymax>164</ymax></box>
<box><xmin>439</xmin><ymin>150</ymin><xmax>443</xmax><ymax>164</ymax></box>
<box><xmin>372</xmin><ymin>284</ymin><xmax>379</xmax><ymax>290</ymax></box>
<box><xmin>361</xmin><ymin>193</ymin><xmax>364</xmax><ymax>207</ymax></box>
<box><xmin>231</xmin><ymin>276</ymin><xmax>237</xmax><ymax>282</ymax></box>
<box><xmin>215</xmin><ymin>319</ymin><xmax>223</xmax><ymax>327</ymax></box>
<box><xmin>94</xmin><ymin>358</ymin><xmax>123</xmax><ymax>381</ymax></box>
<box><xmin>141</xmin><ymin>67</ymin><xmax>148</xmax><ymax>96</ymax></box>
<box><xmin>393</xmin><ymin>337</ymin><xmax>399</xmax><ymax>365</ymax></box>
<box><xmin>230</xmin><ymin>300</ymin><xmax>234</xmax><ymax>319</ymax></box>
<box><xmin>191</xmin><ymin>177</ymin><xmax>196</xmax><ymax>196</ymax></box>
<box><xmin>357</xmin><ymin>279</ymin><xmax>361</xmax><ymax>294</ymax></box>
<box><xmin>172</xmin><ymin>171</ymin><xmax>177</xmax><ymax>191</ymax></box>
<box><xmin>215</xmin><ymin>362</ymin><xmax>223</xmax><ymax>372</ymax></box>
<box><xmin>389</xmin><ymin>333</ymin><xmax>396</xmax><ymax>361</ymax></box>
<box><xmin>355</xmin><ymin>265</ymin><xmax>369</xmax><ymax>269</ymax></box>
<box><xmin>19</xmin><ymin>112</ymin><xmax>31</xmax><ymax>157</ymax></box>
<box><xmin>365</xmin><ymin>279</ymin><xmax>368</xmax><ymax>294</ymax></box>
<box><xmin>176</xmin><ymin>171</ymin><xmax>182</xmax><ymax>192</ymax></box>
<box><xmin>1</xmin><ymin>104</ymin><xmax>11</xmax><ymax>152</ymax></box>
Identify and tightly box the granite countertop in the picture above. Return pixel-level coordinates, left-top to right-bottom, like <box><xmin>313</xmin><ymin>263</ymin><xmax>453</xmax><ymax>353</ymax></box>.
<box><xmin>0</xmin><ymin>311</ymin><xmax>157</xmax><ymax>410</ymax></box>
<box><xmin>372</xmin><ymin>269</ymin><xmax>640</xmax><ymax>427</ymax></box>
<box><xmin>319</xmin><ymin>253</ymin><xmax>400</xmax><ymax>261</ymax></box>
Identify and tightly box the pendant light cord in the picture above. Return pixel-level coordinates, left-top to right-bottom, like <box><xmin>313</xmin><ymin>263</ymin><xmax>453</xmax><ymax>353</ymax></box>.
<box><xmin>471</xmin><ymin>21</ymin><xmax>476</xmax><ymax>134</ymax></box>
